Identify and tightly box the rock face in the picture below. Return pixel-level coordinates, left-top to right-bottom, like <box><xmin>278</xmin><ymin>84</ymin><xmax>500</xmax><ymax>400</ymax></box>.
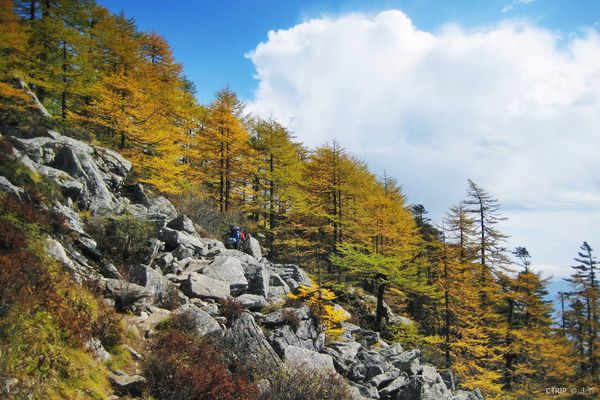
<box><xmin>225</xmin><ymin>312</ymin><xmax>281</xmax><ymax>372</ymax></box>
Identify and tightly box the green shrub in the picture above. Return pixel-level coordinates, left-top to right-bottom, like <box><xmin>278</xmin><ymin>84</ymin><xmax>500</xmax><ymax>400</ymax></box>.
<box><xmin>86</xmin><ymin>213</ymin><xmax>155</xmax><ymax>272</ymax></box>
<box><xmin>257</xmin><ymin>366</ymin><xmax>354</xmax><ymax>400</ymax></box>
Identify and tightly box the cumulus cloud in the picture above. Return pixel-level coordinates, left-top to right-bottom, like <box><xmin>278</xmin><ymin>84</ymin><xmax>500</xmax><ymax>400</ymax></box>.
<box><xmin>246</xmin><ymin>10</ymin><xmax>600</xmax><ymax>278</ymax></box>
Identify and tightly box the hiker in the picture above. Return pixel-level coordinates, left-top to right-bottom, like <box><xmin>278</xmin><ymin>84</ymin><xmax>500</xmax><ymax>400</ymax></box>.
<box><xmin>226</xmin><ymin>225</ymin><xmax>247</xmax><ymax>250</ymax></box>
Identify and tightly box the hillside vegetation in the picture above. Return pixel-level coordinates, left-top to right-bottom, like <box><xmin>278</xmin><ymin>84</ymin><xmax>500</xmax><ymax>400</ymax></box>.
<box><xmin>0</xmin><ymin>1</ymin><xmax>598</xmax><ymax>399</ymax></box>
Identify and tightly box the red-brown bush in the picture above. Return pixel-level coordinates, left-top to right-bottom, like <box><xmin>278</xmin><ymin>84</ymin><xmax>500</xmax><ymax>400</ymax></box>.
<box><xmin>144</xmin><ymin>330</ymin><xmax>258</xmax><ymax>400</ymax></box>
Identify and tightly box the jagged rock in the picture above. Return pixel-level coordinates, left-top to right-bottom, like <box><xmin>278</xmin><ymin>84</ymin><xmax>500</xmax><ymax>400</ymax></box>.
<box><xmin>270</xmin><ymin>263</ymin><xmax>312</xmax><ymax>290</ymax></box>
<box><xmin>158</xmin><ymin>227</ymin><xmax>205</xmax><ymax>254</ymax></box>
<box><xmin>243</xmin><ymin>261</ymin><xmax>270</xmax><ymax>297</ymax></box>
<box><xmin>75</xmin><ymin>237</ymin><xmax>102</xmax><ymax>262</ymax></box>
<box><xmin>340</xmin><ymin>321</ymin><xmax>363</xmax><ymax>340</ymax></box>
<box><xmin>327</xmin><ymin>341</ymin><xmax>362</xmax><ymax>363</ymax></box>
<box><xmin>181</xmin><ymin>273</ymin><xmax>230</xmax><ymax>300</ymax></box>
<box><xmin>174</xmin><ymin>303</ymin><xmax>222</xmax><ymax>337</ymax></box>
<box><xmin>122</xmin><ymin>183</ymin><xmax>150</xmax><ymax>206</ymax></box>
<box><xmin>236</xmin><ymin>294</ymin><xmax>267</xmax><ymax>310</ymax></box>
<box><xmin>130</xmin><ymin>264</ymin><xmax>186</xmax><ymax>308</ymax></box>
<box><xmin>53</xmin><ymin>202</ymin><xmax>86</xmax><ymax>234</ymax></box>
<box><xmin>130</xmin><ymin>264</ymin><xmax>168</xmax><ymax>293</ymax></box>
<box><xmin>379</xmin><ymin>343</ymin><xmax>404</xmax><ymax>359</ymax></box>
<box><xmin>267</xmin><ymin>272</ymin><xmax>291</xmax><ymax>298</ymax></box>
<box><xmin>378</xmin><ymin>374</ymin><xmax>409</xmax><ymax>398</ymax></box>
<box><xmin>45</xmin><ymin>238</ymin><xmax>94</xmax><ymax>281</ymax></box>
<box><xmin>202</xmin><ymin>255</ymin><xmax>248</xmax><ymax>294</ymax></box>
<box><xmin>356</xmin><ymin>329</ymin><xmax>381</xmax><ymax>346</ymax></box>
<box><xmin>395</xmin><ymin>377</ymin><xmax>450</xmax><ymax>400</ymax></box>
<box><xmin>263</xmin><ymin>306</ymin><xmax>310</xmax><ymax>327</ymax></box>
<box><xmin>0</xmin><ymin>176</ymin><xmax>24</xmax><ymax>199</ymax></box>
<box><xmin>224</xmin><ymin>312</ymin><xmax>281</xmax><ymax>371</ymax></box>
<box><xmin>369</xmin><ymin>368</ymin><xmax>401</xmax><ymax>389</ymax></box>
<box><xmin>172</xmin><ymin>244</ymin><xmax>195</xmax><ymax>260</ymax></box>
<box><xmin>358</xmin><ymin>350</ymin><xmax>392</xmax><ymax>381</ymax></box>
<box><xmin>167</xmin><ymin>214</ymin><xmax>196</xmax><ymax>235</ymax></box>
<box><xmin>323</xmin><ymin>340</ymin><xmax>362</xmax><ymax>375</ymax></box>
<box><xmin>350</xmin><ymin>382</ymin><xmax>380</xmax><ymax>400</ymax></box>
<box><xmin>269</xmin><ymin>320</ymin><xmax>325</xmax><ymax>355</ymax></box>
<box><xmin>148</xmin><ymin>196</ymin><xmax>177</xmax><ymax>221</ymax></box>
<box><xmin>109</xmin><ymin>371</ymin><xmax>146</xmax><ymax>397</ymax></box>
<box><xmin>389</xmin><ymin>349</ymin><xmax>421</xmax><ymax>375</ymax></box>
<box><xmin>244</xmin><ymin>235</ymin><xmax>262</xmax><ymax>260</ymax></box>
<box><xmin>94</xmin><ymin>146</ymin><xmax>132</xmax><ymax>178</ymax></box>
<box><xmin>96</xmin><ymin>261</ymin><xmax>123</xmax><ymax>280</ymax></box>
<box><xmin>85</xmin><ymin>337</ymin><xmax>111</xmax><ymax>361</ymax></box>
<box><xmin>155</xmin><ymin>252</ymin><xmax>174</xmax><ymax>271</ymax></box>
<box><xmin>104</xmin><ymin>279</ymin><xmax>154</xmax><ymax>312</ymax></box>
<box><xmin>420</xmin><ymin>365</ymin><xmax>438</xmax><ymax>384</ymax></box>
<box><xmin>283</xmin><ymin>345</ymin><xmax>335</xmax><ymax>371</ymax></box>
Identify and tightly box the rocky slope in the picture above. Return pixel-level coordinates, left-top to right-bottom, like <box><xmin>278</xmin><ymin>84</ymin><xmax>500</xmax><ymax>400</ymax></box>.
<box><xmin>0</xmin><ymin>94</ymin><xmax>484</xmax><ymax>400</ymax></box>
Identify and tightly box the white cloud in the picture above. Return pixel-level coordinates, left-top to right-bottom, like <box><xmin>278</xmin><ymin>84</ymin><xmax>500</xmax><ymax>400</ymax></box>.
<box><xmin>246</xmin><ymin>10</ymin><xmax>600</xmax><ymax>278</ymax></box>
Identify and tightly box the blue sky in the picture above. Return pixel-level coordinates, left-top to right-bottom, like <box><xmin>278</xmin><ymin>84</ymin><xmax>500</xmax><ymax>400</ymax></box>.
<box><xmin>98</xmin><ymin>0</ymin><xmax>600</xmax><ymax>104</ymax></box>
<box><xmin>98</xmin><ymin>0</ymin><xmax>600</xmax><ymax>304</ymax></box>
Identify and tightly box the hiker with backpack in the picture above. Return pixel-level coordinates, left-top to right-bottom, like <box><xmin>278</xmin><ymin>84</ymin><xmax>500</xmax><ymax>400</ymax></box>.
<box><xmin>226</xmin><ymin>225</ymin><xmax>247</xmax><ymax>250</ymax></box>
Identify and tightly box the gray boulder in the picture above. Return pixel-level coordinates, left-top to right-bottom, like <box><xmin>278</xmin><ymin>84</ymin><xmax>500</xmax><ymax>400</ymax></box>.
<box><xmin>243</xmin><ymin>261</ymin><xmax>270</xmax><ymax>297</ymax></box>
<box><xmin>181</xmin><ymin>273</ymin><xmax>230</xmax><ymax>300</ymax></box>
<box><xmin>379</xmin><ymin>343</ymin><xmax>404</xmax><ymax>359</ymax></box>
<box><xmin>358</xmin><ymin>350</ymin><xmax>392</xmax><ymax>381</ymax></box>
<box><xmin>202</xmin><ymin>256</ymin><xmax>248</xmax><ymax>294</ymax></box>
<box><xmin>283</xmin><ymin>345</ymin><xmax>335</xmax><ymax>371</ymax></box>
<box><xmin>270</xmin><ymin>263</ymin><xmax>312</xmax><ymax>290</ymax></box>
<box><xmin>236</xmin><ymin>294</ymin><xmax>267</xmax><ymax>310</ymax></box>
<box><xmin>420</xmin><ymin>365</ymin><xmax>438</xmax><ymax>384</ymax></box>
<box><xmin>369</xmin><ymin>368</ymin><xmax>401</xmax><ymax>389</ymax></box>
<box><xmin>244</xmin><ymin>235</ymin><xmax>262</xmax><ymax>261</ymax></box>
<box><xmin>323</xmin><ymin>341</ymin><xmax>362</xmax><ymax>375</ymax></box>
<box><xmin>267</xmin><ymin>272</ymin><xmax>291</xmax><ymax>299</ymax></box>
<box><xmin>53</xmin><ymin>202</ymin><xmax>86</xmax><ymax>234</ymax></box>
<box><xmin>148</xmin><ymin>195</ymin><xmax>178</xmax><ymax>221</ymax></box>
<box><xmin>173</xmin><ymin>303</ymin><xmax>222</xmax><ymax>337</ymax></box>
<box><xmin>172</xmin><ymin>244</ymin><xmax>195</xmax><ymax>261</ymax></box>
<box><xmin>130</xmin><ymin>264</ymin><xmax>186</xmax><ymax>308</ymax></box>
<box><xmin>378</xmin><ymin>374</ymin><xmax>409</xmax><ymax>398</ymax></box>
<box><xmin>156</xmin><ymin>252</ymin><xmax>174</xmax><ymax>271</ymax></box>
<box><xmin>109</xmin><ymin>371</ymin><xmax>146</xmax><ymax>397</ymax></box>
<box><xmin>389</xmin><ymin>349</ymin><xmax>421</xmax><ymax>375</ymax></box>
<box><xmin>104</xmin><ymin>279</ymin><xmax>154</xmax><ymax>312</ymax></box>
<box><xmin>158</xmin><ymin>227</ymin><xmax>205</xmax><ymax>254</ymax></box>
<box><xmin>122</xmin><ymin>183</ymin><xmax>150</xmax><ymax>206</ymax></box>
<box><xmin>225</xmin><ymin>312</ymin><xmax>281</xmax><ymax>372</ymax></box>
<box><xmin>167</xmin><ymin>214</ymin><xmax>196</xmax><ymax>235</ymax></box>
